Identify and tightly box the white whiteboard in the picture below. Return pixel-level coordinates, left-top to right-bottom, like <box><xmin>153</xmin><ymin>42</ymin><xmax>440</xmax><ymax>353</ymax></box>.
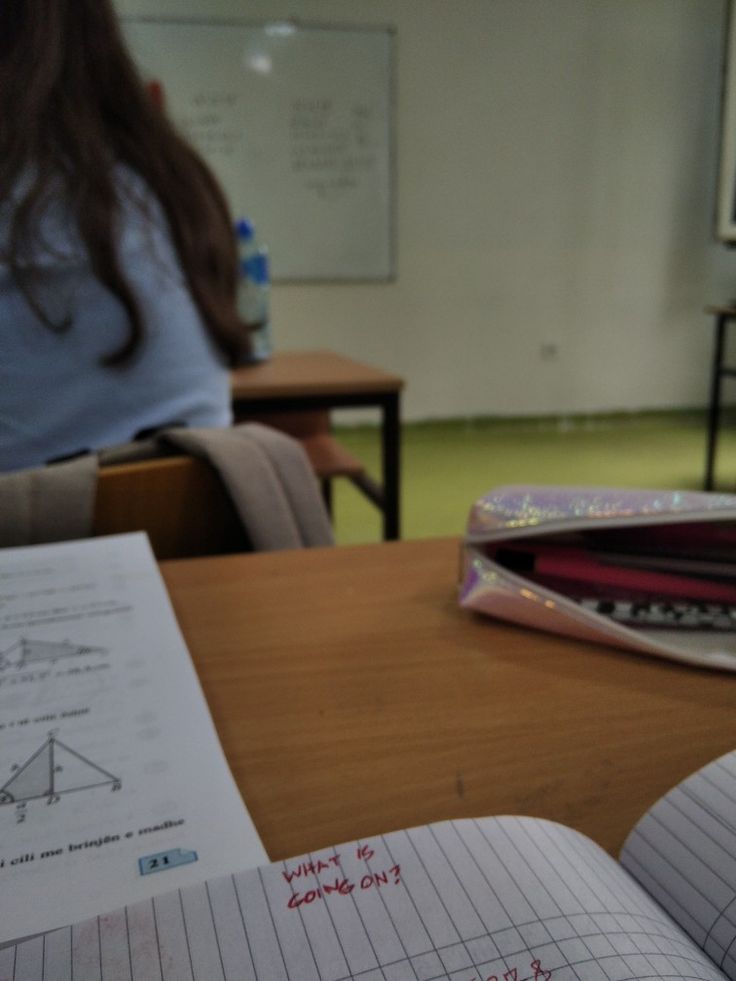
<box><xmin>124</xmin><ymin>19</ymin><xmax>395</xmax><ymax>280</ymax></box>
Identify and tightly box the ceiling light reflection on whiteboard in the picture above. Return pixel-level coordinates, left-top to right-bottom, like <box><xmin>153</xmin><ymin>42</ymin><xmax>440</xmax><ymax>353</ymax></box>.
<box><xmin>264</xmin><ymin>22</ymin><xmax>297</xmax><ymax>37</ymax></box>
<box><xmin>245</xmin><ymin>52</ymin><xmax>272</xmax><ymax>74</ymax></box>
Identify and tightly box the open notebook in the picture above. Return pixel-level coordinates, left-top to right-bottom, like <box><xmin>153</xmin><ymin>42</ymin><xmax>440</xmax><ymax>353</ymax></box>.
<box><xmin>4</xmin><ymin>749</ymin><xmax>736</xmax><ymax>981</ymax></box>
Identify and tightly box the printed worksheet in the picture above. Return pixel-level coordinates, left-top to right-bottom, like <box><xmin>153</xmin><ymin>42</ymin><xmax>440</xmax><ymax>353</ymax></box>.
<box><xmin>0</xmin><ymin>533</ymin><xmax>266</xmax><ymax>945</ymax></box>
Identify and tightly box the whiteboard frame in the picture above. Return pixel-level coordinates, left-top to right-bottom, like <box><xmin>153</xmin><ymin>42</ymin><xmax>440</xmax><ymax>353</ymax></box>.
<box><xmin>716</xmin><ymin>1</ymin><xmax>736</xmax><ymax>243</ymax></box>
<box><xmin>123</xmin><ymin>15</ymin><xmax>397</xmax><ymax>283</ymax></box>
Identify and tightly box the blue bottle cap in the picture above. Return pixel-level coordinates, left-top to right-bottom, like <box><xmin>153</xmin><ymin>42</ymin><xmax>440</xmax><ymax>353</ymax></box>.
<box><xmin>235</xmin><ymin>218</ymin><xmax>255</xmax><ymax>240</ymax></box>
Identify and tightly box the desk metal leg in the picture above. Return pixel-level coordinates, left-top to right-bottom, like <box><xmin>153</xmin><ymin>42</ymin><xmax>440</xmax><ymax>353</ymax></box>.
<box><xmin>381</xmin><ymin>393</ymin><xmax>401</xmax><ymax>540</ymax></box>
<box><xmin>705</xmin><ymin>314</ymin><xmax>728</xmax><ymax>491</ymax></box>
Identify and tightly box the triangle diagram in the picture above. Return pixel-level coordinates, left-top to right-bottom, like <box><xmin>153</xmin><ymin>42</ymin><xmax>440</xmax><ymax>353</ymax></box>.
<box><xmin>51</xmin><ymin>740</ymin><xmax>118</xmax><ymax>794</ymax></box>
<box><xmin>0</xmin><ymin>740</ymin><xmax>53</xmax><ymax>802</ymax></box>
<box><xmin>0</xmin><ymin>736</ymin><xmax>119</xmax><ymax>804</ymax></box>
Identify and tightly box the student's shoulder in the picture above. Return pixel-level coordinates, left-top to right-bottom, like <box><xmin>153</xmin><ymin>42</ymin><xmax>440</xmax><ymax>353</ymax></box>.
<box><xmin>0</xmin><ymin>168</ymin><xmax>83</xmax><ymax>268</ymax></box>
<box><xmin>113</xmin><ymin>165</ymin><xmax>178</xmax><ymax>267</ymax></box>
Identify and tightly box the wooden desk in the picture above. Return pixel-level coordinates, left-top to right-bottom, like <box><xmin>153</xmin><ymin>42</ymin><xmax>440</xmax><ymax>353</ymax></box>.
<box><xmin>231</xmin><ymin>351</ymin><xmax>404</xmax><ymax>539</ymax></box>
<box><xmin>161</xmin><ymin>537</ymin><xmax>736</xmax><ymax>863</ymax></box>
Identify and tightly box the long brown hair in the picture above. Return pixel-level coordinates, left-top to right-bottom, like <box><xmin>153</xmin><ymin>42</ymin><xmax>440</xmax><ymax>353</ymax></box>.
<box><xmin>0</xmin><ymin>0</ymin><xmax>251</xmax><ymax>366</ymax></box>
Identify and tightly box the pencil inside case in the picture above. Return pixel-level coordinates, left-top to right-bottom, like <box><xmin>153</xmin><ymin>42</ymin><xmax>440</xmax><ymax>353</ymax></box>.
<box><xmin>576</xmin><ymin>597</ymin><xmax>736</xmax><ymax>631</ymax></box>
<box><xmin>485</xmin><ymin>534</ymin><xmax>736</xmax><ymax>631</ymax></box>
<box><xmin>580</xmin><ymin>519</ymin><xmax>736</xmax><ymax>560</ymax></box>
<box><xmin>485</xmin><ymin>541</ymin><xmax>736</xmax><ymax>605</ymax></box>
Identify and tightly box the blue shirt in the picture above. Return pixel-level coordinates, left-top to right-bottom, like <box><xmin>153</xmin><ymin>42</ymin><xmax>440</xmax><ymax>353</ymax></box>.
<box><xmin>0</xmin><ymin>169</ymin><xmax>232</xmax><ymax>473</ymax></box>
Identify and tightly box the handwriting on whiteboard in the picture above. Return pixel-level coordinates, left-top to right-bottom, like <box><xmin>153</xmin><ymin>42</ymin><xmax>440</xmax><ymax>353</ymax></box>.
<box><xmin>290</xmin><ymin>97</ymin><xmax>379</xmax><ymax>200</ymax></box>
<box><xmin>177</xmin><ymin>90</ymin><xmax>242</xmax><ymax>160</ymax></box>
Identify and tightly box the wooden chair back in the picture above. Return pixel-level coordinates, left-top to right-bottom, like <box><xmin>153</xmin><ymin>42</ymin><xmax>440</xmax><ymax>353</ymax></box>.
<box><xmin>93</xmin><ymin>456</ymin><xmax>250</xmax><ymax>560</ymax></box>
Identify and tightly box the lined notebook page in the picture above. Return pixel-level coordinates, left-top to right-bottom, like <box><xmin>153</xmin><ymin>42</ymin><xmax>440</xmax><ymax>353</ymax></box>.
<box><xmin>621</xmin><ymin>750</ymin><xmax>736</xmax><ymax>980</ymax></box>
<box><xmin>3</xmin><ymin>816</ymin><xmax>725</xmax><ymax>981</ymax></box>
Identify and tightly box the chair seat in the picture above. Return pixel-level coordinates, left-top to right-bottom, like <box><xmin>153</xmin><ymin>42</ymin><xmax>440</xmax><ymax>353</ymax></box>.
<box><xmin>237</xmin><ymin>409</ymin><xmax>385</xmax><ymax>512</ymax></box>
<box><xmin>299</xmin><ymin>432</ymin><xmax>366</xmax><ymax>479</ymax></box>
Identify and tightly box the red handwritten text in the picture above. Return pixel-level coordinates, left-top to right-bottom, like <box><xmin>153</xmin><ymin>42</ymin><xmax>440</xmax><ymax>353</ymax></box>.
<box><xmin>285</xmin><ymin>864</ymin><xmax>402</xmax><ymax>910</ymax></box>
<box><xmin>470</xmin><ymin>959</ymin><xmax>552</xmax><ymax>981</ymax></box>
<box><xmin>360</xmin><ymin>865</ymin><xmax>401</xmax><ymax>889</ymax></box>
<box><xmin>281</xmin><ymin>855</ymin><xmax>341</xmax><ymax>883</ymax></box>
<box><xmin>287</xmin><ymin>878</ymin><xmax>355</xmax><ymax>908</ymax></box>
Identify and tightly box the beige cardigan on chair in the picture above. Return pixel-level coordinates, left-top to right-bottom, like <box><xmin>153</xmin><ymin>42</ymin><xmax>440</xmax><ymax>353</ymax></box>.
<box><xmin>0</xmin><ymin>423</ymin><xmax>334</xmax><ymax>551</ymax></box>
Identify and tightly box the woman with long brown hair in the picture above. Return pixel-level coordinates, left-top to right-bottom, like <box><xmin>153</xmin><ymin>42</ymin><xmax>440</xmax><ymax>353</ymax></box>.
<box><xmin>0</xmin><ymin>0</ymin><xmax>252</xmax><ymax>472</ymax></box>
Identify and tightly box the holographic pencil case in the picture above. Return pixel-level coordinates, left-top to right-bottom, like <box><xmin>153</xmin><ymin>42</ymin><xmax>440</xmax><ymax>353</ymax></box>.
<box><xmin>459</xmin><ymin>485</ymin><xmax>736</xmax><ymax>671</ymax></box>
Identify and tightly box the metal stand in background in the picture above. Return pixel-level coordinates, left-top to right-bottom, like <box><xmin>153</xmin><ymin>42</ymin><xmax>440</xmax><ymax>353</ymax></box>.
<box><xmin>704</xmin><ymin>304</ymin><xmax>736</xmax><ymax>490</ymax></box>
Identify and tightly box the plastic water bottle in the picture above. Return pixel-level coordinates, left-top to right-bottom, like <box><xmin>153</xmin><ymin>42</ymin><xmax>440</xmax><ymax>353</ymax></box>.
<box><xmin>235</xmin><ymin>218</ymin><xmax>273</xmax><ymax>363</ymax></box>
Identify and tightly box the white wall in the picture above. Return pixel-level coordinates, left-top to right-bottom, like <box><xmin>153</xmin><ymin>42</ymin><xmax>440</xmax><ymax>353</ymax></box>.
<box><xmin>116</xmin><ymin>0</ymin><xmax>734</xmax><ymax>420</ymax></box>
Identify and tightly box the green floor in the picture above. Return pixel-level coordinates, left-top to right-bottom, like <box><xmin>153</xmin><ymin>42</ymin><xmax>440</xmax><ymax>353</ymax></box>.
<box><xmin>331</xmin><ymin>411</ymin><xmax>736</xmax><ymax>545</ymax></box>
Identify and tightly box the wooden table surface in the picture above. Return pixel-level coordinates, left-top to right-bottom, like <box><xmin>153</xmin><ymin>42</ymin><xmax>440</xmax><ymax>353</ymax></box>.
<box><xmin>161</xmin><ymin>537</ymin><xmax>736</xmax><ymax>863</ymax></box>
<box><xmin>231</xmin><ymin>349</ymin><xmax>404</xmax><ymax>400</ymax></box>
